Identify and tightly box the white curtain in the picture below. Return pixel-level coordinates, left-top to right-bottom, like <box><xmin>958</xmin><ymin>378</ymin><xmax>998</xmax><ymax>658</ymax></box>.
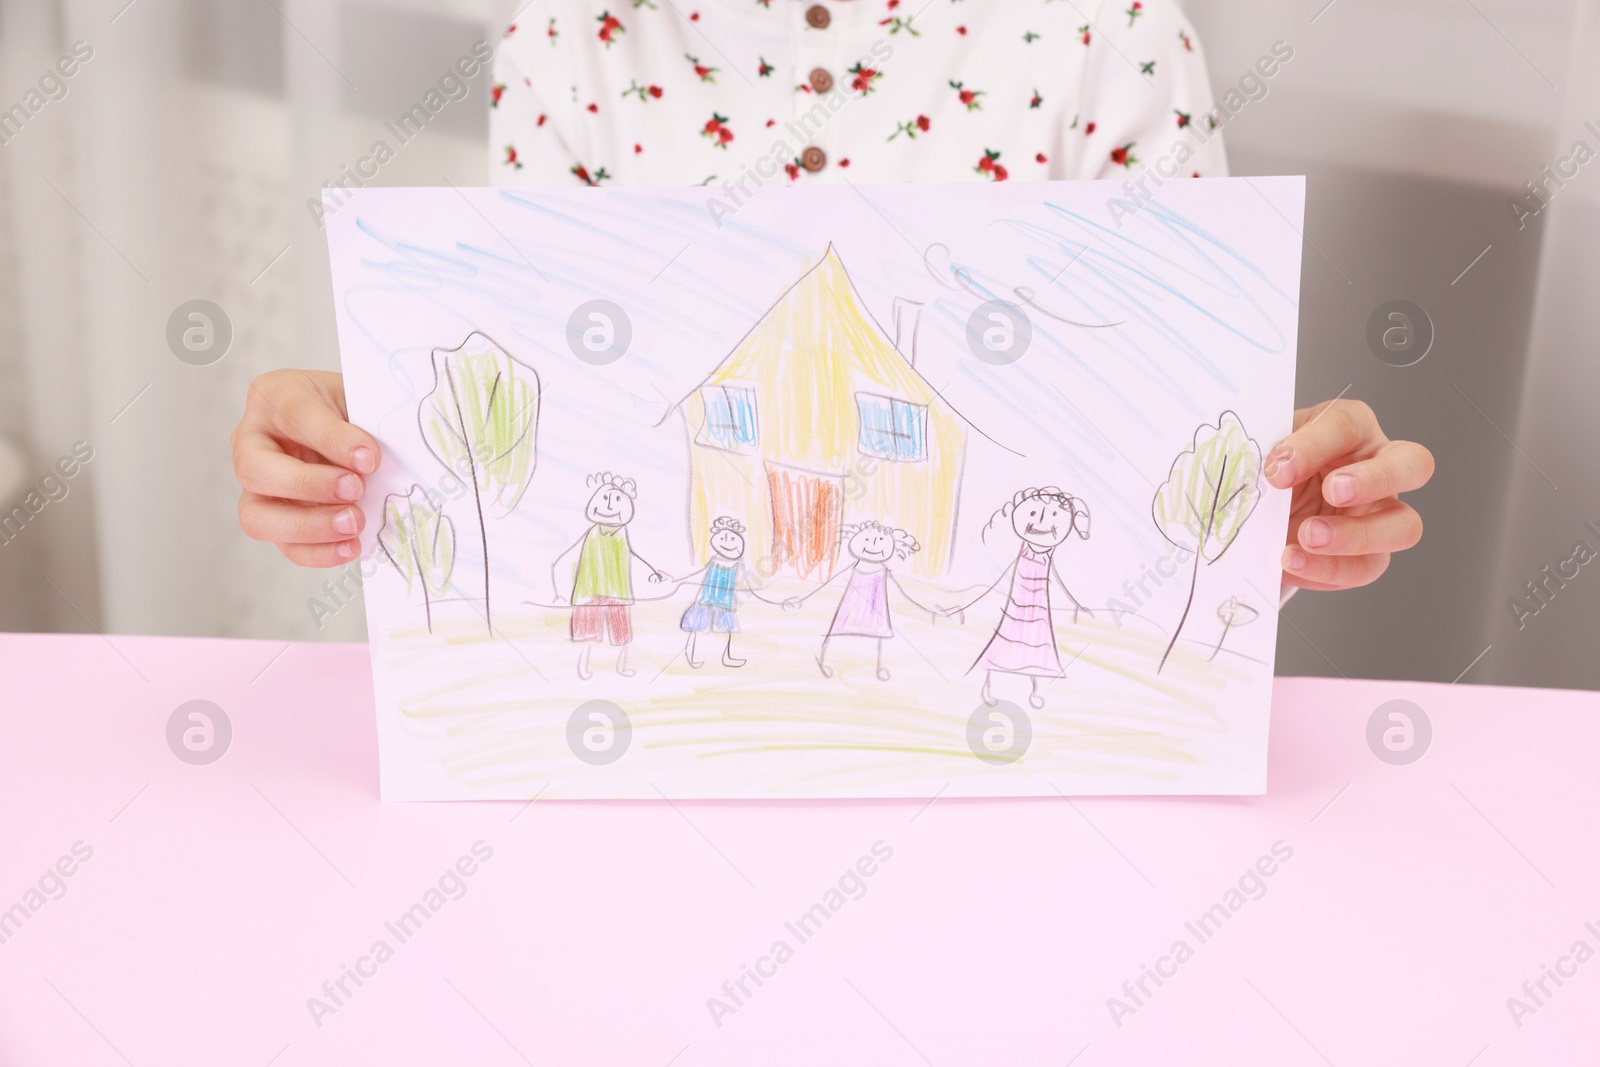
<box><xmin>0</xmin><ymin>0</ymin><xmax>501</xmax><ymax>642</ymax></box>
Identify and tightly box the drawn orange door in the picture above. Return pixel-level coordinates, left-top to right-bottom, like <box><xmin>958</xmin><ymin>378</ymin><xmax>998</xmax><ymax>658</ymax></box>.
<box><xmin>767</xmin><ymin>464</ymin><xmax>844</xmax><ymax>579</ymax></box>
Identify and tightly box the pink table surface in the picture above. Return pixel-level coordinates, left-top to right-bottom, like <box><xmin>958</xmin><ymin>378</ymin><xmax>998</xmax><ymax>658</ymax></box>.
<box><xmin>1</xmin><ymin>632</ymin><xmax>1597</xmax><ymax>1066</ymax></box>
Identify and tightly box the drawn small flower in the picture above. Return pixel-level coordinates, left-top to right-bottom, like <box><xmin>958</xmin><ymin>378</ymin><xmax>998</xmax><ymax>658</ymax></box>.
<box><xmin>1036</xmin><ymin>152</ymin><xmax>1048</xmax><ymax>163</ymax></box>
<box><xmin>1179</xmin><ymin>29</ymin><xmax>1193</xmax><ymax>51</ymax></box>
<box><xmin>504</xmin><ymin>145</ymin><xmax>523</xmax><ymax>169</ymax></box>
<box><xmin>504</xmin><ymin>22</ymin><xmax>517</xmax><ymax>36</ymax></box>
<box><xmin>491</xmin><ymin>83</ymin><xmax>505</xmax><ymax>107</ymax></box>
<box><xmin>596</xmin><ymin>11</ymin><xmax>624</xmax><ymax>45</ymax></box>
<box><xmin>847</xmin><ymin>61</ymin><xmax>881</xmax><ymax>95</ymax></box>
<box><xmin>686</xmin><ymin>53</ymin><xmax>719</xmax><ymax>82</ymax></box>
<box><xmin>702</xmin><ymin>112</ymin><xmax>733</xmax><ymax>148</ymax></box>
<box><xmin>1085</xmin><ymin>121</ymin><xmax>1097</xmax><ymax>135</ymax></box>
<box><xmin>880</xmin><ymin>15</ymin><xmax>920</xmax><ymax>35</ymax></box>
<box><xmin>1023</xmin><ymin>30</ymin><xmax>1040</xmax><ymax>43</ymax></box>
<box><xmin>758</xmin><ymin>56</ymin><xmax>774</xmax><ymax>76</ymax></box>
<box><xmin>1174</xmin><ymin>109</ymin><xmax>1191</xmax><ymax>128</ymax></box>
<box><xmin>536</xmin><ymin>113</ymin><xmax>547</xmax><ymax>127</ymax></box>
<box><xmin>976</xmin><ymin>148</ymin><xmax>1007</xmax><ymax>181</ymax></box>
<box><xmin>1110</xmin><ymin>142</ymin><xmax>1139</xmax><ymax>168</ymax></box>
<box><xmin>1029</xmin><ymin>88</ymin><xmax>1042</xmax><ymax>109</ymax></box>
<box><xmin>956</xmin><ymin>24</ymin><xmax>967</xmax><ymax>35</ymax></box>
<box><xmin>623</xmin><ymin>81</ymin><xmax>664</xmax><ymax>102</ymax></box>
<box><xmin>631</xmin><ymin>0</ymin><xmax>657</xmax><ymax>7</ymax></box>
<box><xmin>1126</xmin><ymin>1</ymin><xmax>1143</xmax><ymax>26</ymax></box>
<box><xmin>634</xmin><ymin>143</ymin><xmax>643</xmax><ymax>154</ymax></box>
<box><xmin>1140</xmin><ymin>60</ymin><xmax>1157</xmax><ymax>76</ymax></box>
<box><xmin>571</xmin><ymin>163</ymin><xmax>611</xmax><ymax>186</ymax></box>
<box><xmin>546</xmin><ymin>17</ymin><xmax>558</xmax><ymax>43</ymax></box>
<box><xmin>949</xmin><ymin>79</ymin><xmax>984</xmax><ymax>111</ymax></box>
<box><xmin>1078</xmin><ymin>23</ymin><xmax>1091</xmax><ymax>45</ymax></box>
<box><xmin>785</xmin><ymin>159</ymin><xmax>801</xmax><ymax>180</ymax></box>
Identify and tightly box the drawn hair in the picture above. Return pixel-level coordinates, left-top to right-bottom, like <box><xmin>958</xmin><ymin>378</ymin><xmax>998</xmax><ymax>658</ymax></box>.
<box><xmin>841</xmin><ymin>519</ymin><xmax>921</xmax><ymax>561</ymax></box>
<box><xmin>982</xmin><ymin>486</ymin><xmax>1091</xmax><ymax>543</ymax></box>
<box><xmin>586</xmin><ymin>471</ymin><xmax>637</xmax><ymax>499</ymax></box>
<box><xmin>709</xmin><ymin>515</ymin><xmax>745</xmax><ymax>535</ymax></box>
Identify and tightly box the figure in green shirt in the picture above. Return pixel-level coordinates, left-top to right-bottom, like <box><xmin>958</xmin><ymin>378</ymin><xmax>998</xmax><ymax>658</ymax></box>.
<box><xmin>552</xmin><ymin>472</ymin><xmax>665</xmax><ymax>678</ymax></box>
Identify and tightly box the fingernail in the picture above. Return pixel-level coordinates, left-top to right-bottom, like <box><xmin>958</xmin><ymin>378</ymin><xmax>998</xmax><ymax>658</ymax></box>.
<box><xmin>352</xmin><ymin>447</ymin><xmax>376</xmax><ymax>474</ymax></box>
<box><xmin>1326</xmin><ymin>472</ymin><xmax>1356</xmax><ymax>506</ymax></box>
<box><xmin>1283</xmin><ymin>547</ymin><xmax>1307</xmax><ymax>570</ymax></box>
<box><xmin>336</xmin><ymin>474</ymin><xmax>363</xmax><ymax>501</ymax></box>
<box><xmin>338</xmin><ymin>539</ymin><xmax>359</xmax><ymax>560</ymax></box>
<box><xmin>333</xmin><ymin>508</ymin><xmax>358</xmax><ymax>535</ymax></box>
<box><xmin>1264</xmin><ymin>442</ymin><xmax>1294</xmax><ymax>485</ymax></box>
<box><xmin>1301</xmin><ymin>518</ymin><xmax>1332</xmax><ymax>548</ymax></box>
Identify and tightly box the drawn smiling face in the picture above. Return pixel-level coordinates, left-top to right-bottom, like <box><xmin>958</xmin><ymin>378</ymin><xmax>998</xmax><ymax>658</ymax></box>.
<box><xmin>846</xmin><ymin>524</ymin><xmax>897</xmax><ymax>564</ymax></box>
<box><xmin>710</xmin><ymin>527</ymin><xmax>746</xmax><ymax>561</ymax></box>
<box><xmin>1013</xmin><ymin>495</ymin><xmax>1073</xmax><ymax>549</ymax></box>
<box><xmin>586</xmin><ymin>486</ymin><xmax>635</xmax><ymax>527</ymax></box>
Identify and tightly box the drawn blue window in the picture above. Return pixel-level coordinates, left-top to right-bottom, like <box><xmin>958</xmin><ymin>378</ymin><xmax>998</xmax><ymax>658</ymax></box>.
<box><xmin>700</xmin><ymin>385</ymin><xmax>759</xmax><ymax>450</ymax></box>
<box><xmin>856</xmin><ymin>393</ymin><xmax>927</xmax><ymax>462</ymax></box>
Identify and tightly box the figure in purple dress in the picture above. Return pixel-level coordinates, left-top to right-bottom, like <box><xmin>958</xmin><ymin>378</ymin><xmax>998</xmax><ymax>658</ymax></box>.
<box><xmin>785</xmin><ymin>520</ymin><xmax>937</xmax><ymax>681</ymax></box>
<box><xmin>949</xmin><ymin>487</ymin><xmax>1092</xmax><ymax>709</ymax></box>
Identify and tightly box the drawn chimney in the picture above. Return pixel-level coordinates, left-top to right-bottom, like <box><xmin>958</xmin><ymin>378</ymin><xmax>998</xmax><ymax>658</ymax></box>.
<box><xmin>892</xmin><ymin>297</ymin><xmax>924</xmax><ymax>367</ymax></box>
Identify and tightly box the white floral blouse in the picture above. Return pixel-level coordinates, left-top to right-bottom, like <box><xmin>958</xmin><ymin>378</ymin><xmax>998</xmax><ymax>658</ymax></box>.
<box><xmin>489</xmin><ymin>0</ymin><xmax>1229</xmax><ymax>188</ymax></box>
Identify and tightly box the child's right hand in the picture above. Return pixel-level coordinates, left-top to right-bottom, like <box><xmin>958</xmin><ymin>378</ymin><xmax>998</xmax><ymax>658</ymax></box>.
<box><xmin>231</xmin><ymin>370</ymin><xmax>380</xmax><ymax>567</ymax></box>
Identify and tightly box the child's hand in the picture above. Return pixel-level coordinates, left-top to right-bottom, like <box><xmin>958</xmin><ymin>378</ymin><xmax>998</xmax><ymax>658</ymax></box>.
<box><xmin>1266</xmin><ymin>399</ymin><xmax>1432</xmax><ymax>592</ymax></box>
<box><xmin>231</xmin><ymin>370</ymin><xmax>380</xmax><ymax>567</ymax></box>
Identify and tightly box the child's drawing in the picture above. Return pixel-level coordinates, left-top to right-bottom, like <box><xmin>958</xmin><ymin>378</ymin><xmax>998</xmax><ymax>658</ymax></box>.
<box><xmin>673</xmin><ymin>515</ymin><xmax>779</xmax><ymax>668</ymax></box>
<box><xmin>328</xmin><ymin>179</ymin><xmax>1304</xmax><ymax>800</ymax></box>
<box><xmin>784</xmin><ymin>520</ymin><xmax>936</xmax><ymax>681</ymax></box>
<box><xmin>417</xmin><ymin>331</ymin><xmax>539</xmax><ymax>632</ymax></box>
<box><xmin>954</xmin><ymin>487</ymin><xmax>1092</xmax><ymax>709</ymax></box>
<box><xmin>551</xmin><ymin>472</ymin><xmax>667</xmax><ymax>679</ymax></box>
<box><xmin>1151</xmin><ymin>411</ymin><xmax>1263</xmax><ymax>673</ymax></box>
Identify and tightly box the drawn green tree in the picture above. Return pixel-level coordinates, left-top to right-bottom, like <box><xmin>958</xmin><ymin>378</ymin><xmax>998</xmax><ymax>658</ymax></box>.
<box><xmin>1151</xmin><ymin>411</ymin><xmax>1261</xmax><ymax>673</ymax></box>
<box><xmin>377</xmin><ymin>486</ymin><xmax>457</xmax><ymax>634</ymax></box>
<box><xmin>419</xmin><ymin>331</ymin><xmax>540</xmax><ymax>632</ymax></box>
<box><xmin>1210</xmin><ymin>596</ymin><xmax>1260</xmax><ymax>661</ymax></box>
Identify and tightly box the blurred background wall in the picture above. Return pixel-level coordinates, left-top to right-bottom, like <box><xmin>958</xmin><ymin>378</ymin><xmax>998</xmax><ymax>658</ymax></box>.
<box><xmin>0</xmin><ymin>0</ymin><xmax>1592</xmax><ymax>688</ymax></box>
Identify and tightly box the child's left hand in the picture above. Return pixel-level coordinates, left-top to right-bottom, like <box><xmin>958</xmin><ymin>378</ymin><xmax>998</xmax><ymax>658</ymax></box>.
<box><xmin>1266</xmin><ymin>399</ymin><xmax>1433</xmax><ymax>592</ymax></box>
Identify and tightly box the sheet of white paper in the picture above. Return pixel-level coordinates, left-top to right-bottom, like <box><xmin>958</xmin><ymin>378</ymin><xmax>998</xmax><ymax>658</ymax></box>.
<box><xmin>327</xmin><ymin>178</ymin><xmax>1304</xmax><ymax>800</ymax></box>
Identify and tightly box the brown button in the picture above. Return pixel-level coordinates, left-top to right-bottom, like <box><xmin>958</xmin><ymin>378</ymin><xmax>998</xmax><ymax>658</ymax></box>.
<box><xmin>808</xmin><ymin>67</ymin><xmax>834</xmax><ymax>93</ymax></box>
<box><xmin>805</xmin><ymin>4</ymin><xmax>830</xmax><ymax>29</ymax></box>
<box><xmin>801</xmin><ymin>146</ymin><xmax>827</xmax><ymax>172</ymax></box>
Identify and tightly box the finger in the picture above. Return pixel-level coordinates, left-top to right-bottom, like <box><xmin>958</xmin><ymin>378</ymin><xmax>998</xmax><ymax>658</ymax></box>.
<box><xmin>251</xmin><ymin>373</ymin><xmax>380</xmax><ymax>474</ymax></box>
<box><xmin>280</xmin><ymin>540</ymin><xmax>362</xmax><ymax>568</ymax></box>
<box><xmin>1265</xmin><ymin>399</ymin><xmax>1383</xmax><ymax>490</ymax></box>
<box><xmin>1296</xmin><ymin>502</ymin><xmax>1423</xmax><ymax>557</ymax></box>
<box><xmin>234</xmin><ymin>431</ymin><xmax>366</xmax><ymax>504</ymax></box>
<box><xmin>239</xmin><ymin>492</ymin><xmax>365</xmax><ymax>545</ymax></box>
<box><xmin>1281</xmin><ymin>546</ymin><xmax>1391</xmax><ymax>589</ymax></box>
<box><xmin>1320</xmin><ymin>440</ymin><xmax>1434</xmax><ymax>507</ymax></box>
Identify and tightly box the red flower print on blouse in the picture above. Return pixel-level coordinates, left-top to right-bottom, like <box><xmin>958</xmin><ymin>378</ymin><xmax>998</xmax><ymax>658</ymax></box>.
<box><xmin>1174</xmin><ymin>109</ymin><xmax>1191</xmax><ymax>128</ymax></box>
<box><xmin>491</xmin><ymin>84</ymin><xmax>504</xmax><ymax>108</ymax></box>
<box><xmin>785</xmin><ymin>160</ymin><xmax>800</xmax><ymax>181</ymax></box>
<box><xmin>1085</xmin><ymin>121</ymin><xmax>1097</xmax><ymax>135</ymax></box>
<box><xmin>702</xmin><ymin>113</ymin><xmax>734</xmax><ymax>148</ymax></box>
<box><xmin>624</xmin><ymin>81</ymin><xmax>664</xmax><ymax>102</ymax></box>
<box><xmin>596</xmin><ymin>11</ymin><xmax>624</xmax><ymax>45</ymax></box>
<box><xmin>1179</xmin><ymin>29</ymin><xmax>1193</xmax><ymax>51</ymax></box>
<box><xmin>1036</xmin><ymin>152</ymin><xmax>1048</xmax><ymax>163</ymax></box>
<box><xmin>758</xmin><ymin>56</ymin><xmax>774</xmax><ymax>77</ymax></box>
<box><xmin>1126</xmin><ymin>2</ymin><xmax>1143</xmax><ymax>27</ymax></box>
<box><xmin>888</xmin><ymin>114</ymin><xmax>931</xmax><ymax>141</ymax></box>
<box><xmin>949</xmin><ymin>80</ymin><xmax>984</xmax><ymax>111</ymax></box>
<box><xmin>1078</xmin><ymin>24</ymin><xmax>1091</xmax><ymax>45</ymax></box>
<box><xmin>546</xmin><ymin>18</ymin><xmax>557</xmax><ymax>43</ymax></box>
<box><xmin>956</xmin><ymin>25</ymin><xmax>967</xmax><ymax>35</ymax></box>
<box><xmin>1110</xmin><ymin>143</ymin><xmax>1139</xmax><ymax>168</ymax></box>
<box><xmin>847</xmin><ymin>62</ymin><xmax>881</xmax><ymax>95</ymax></box>
<box><xmin>572</xmin><ymin>164</ymin><xmax>611</xmax><ymax>186</ymax></box>
<box><xmin>1029</xmin><ymin>88</ymin><xmax>1042</xmax><ymax>109</ymax></box>
<box><xmin>686</xmin><ymin>53</ymin><xmax>719</xmax><ymax>82</ymax></box>
<box><xmin>536</xmin><ymin>113</ymin><xmax>547</xmax><ymax>127</ymax></box>
<box><xmin>976</xmin><ymin>149</ymin><xmax>1008</xmax><ymax>181</ymax></box>
<box><xmin>504</xmin><ymin>145</ymin><xmax>523</xmax><ymax>170</ymax></box>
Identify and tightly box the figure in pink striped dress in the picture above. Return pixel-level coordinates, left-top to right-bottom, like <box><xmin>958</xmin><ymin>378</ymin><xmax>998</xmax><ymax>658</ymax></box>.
<box><xmin>951</xmin><ymin>488</ymin><xmax>1092</xmax><ymax>709</ymax></box>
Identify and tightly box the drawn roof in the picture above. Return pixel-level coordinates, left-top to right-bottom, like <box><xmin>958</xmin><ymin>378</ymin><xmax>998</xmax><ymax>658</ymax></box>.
<box><xmin>661</xmin><ymin>245</ymin><xmax>1012</xmax><ymax>453</ymax></box>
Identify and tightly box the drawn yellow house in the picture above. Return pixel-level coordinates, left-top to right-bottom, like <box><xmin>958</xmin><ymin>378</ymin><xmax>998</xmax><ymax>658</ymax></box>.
<box><xmin>666</xmin><ymin>245</ymin><xmax>978</xmax><ymax>580</ymax></box>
